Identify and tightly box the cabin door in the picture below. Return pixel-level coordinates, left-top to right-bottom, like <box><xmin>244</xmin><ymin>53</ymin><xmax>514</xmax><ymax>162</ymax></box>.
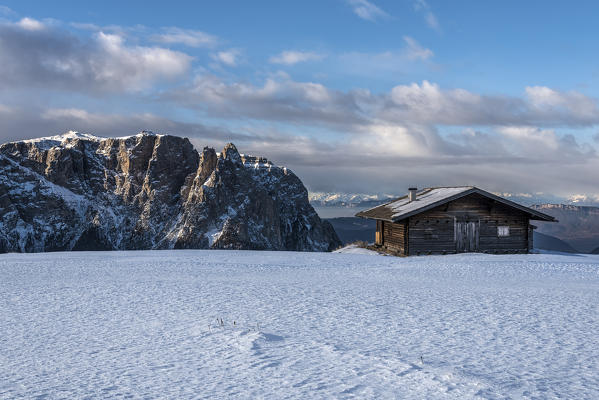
<box><xmin>455</xmin><ymin>220</ymin><xmax>479</xmax><ymax>253</ymax></box>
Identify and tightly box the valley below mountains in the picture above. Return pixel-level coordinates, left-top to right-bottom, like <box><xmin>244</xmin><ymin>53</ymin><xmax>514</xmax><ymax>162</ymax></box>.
<box><xmin>531</xmin><ymin>204</ymin><xmax>599</xmax><ymax>253</ymax></box>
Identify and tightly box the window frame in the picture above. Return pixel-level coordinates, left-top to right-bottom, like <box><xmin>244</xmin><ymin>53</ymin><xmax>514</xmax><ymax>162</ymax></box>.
<box><xmin>497</xmin><ymin>226</ymin><xmax>510</xmax><ymax>237</ymax></box>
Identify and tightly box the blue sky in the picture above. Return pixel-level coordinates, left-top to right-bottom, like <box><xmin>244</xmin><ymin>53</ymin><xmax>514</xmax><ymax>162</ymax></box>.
<box><xmin>1</xmin><ymin>1</ymin><xmax>599</xmax><ymax>198</ymax></box>
<box><xmin>8</xmin><ymin>0</ymin><xmax>597</xmax><ymax>94</ymax></box>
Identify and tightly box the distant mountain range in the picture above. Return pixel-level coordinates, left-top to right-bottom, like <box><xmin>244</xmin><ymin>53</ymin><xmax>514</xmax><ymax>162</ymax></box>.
<box><xmin>308</xmin><ymin>192</ymin><xmax>397</xmax><ymax>208</ymax></box>
<box><xmin>531</xmin><ymin>204</ymin><xmax>599</xmax><ymax>253</ymax></box>
<box><xmin>311</xmin><ymin>191</ymin><xmax>599</xmax><ymax>209</ymax></box>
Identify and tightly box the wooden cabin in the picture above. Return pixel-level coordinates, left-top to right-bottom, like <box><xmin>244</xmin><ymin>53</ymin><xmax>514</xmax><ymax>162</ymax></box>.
<box><xmin>355</xmin><ymin>186</ymin><xmax>556</xmax><ymax>256</ymax></box>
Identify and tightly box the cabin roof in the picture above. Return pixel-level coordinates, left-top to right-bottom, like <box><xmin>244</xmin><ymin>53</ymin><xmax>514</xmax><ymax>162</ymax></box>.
<box><xmin>355</xmin><ymin>186</ymin><xmax>556</xmax><ymax>222</ymax></box>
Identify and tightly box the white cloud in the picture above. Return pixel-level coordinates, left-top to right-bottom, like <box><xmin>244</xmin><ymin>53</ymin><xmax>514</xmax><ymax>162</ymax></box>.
<box><xmin>525</xmin><ymin>86</ymin><xmax>599</xmax><ymax>124</ymax></box>
<box><xmin>163</xmin><ymin>75</ymin><xmax>599</xmax><ymax>191</ymax></box>
<box><xmin>0</xmin><ymin>6</ymin><xmax>15</xmax><ymax>16</ymax></box>
<box><xmin>347</xmin><ymin>0</ymin><xmax>389</xmax><ymax>21</ymax></box>
<box><xmin>42</xmin><ymin>107</ymin><xmax>95</xmax><ymax>121</ymax></box>
<box><xmin>498</xmin><ymin>126</ymin><xmax>561</xmax><ymax>149</ymax></box>
<box><xmin>0</xmin><ymin>23</ymin><xmax>193</xmax><ymax>92</ymax></box>
<box><xmin>16</xmin><ymin>17</ymin><xmax>45</xmax><ymax>31</ymax></box>
<box><xmin>526</xmin><ymin>86</ymin><xmax>563</xmax><ymax>107</ymax></box>
<box><xmin>1</xmin><ymin>100</ymin><xmax>598</xmax><ymax>196</ymax></box>
<box><xmin>414</xmin><ymin>0</ymin><xmax>440</xmax><ymax>31</ymax></box>
<box><xmin>93</xmin><ymin>32</ymin><xmax>191</xmax><ymax>89</ymax></box>
<box><xmin>380</xmin><ymin>81</ymin><xmax>599</xmax><ymax>127</ymax></box>
<box><xmin>170</xmin><ymin>74</ymin><xmax>358</xmax><ymax>125</ymax></box>
<box><xmin>167</xmin><ymin>74</ymin><xmax>599</xmax><ymax>132</ymax></box>
<box><xmin>0</xmin><ymin>13</ymin><xmax>597</xmax><ymax>195</ymax></box>
<box><xmin>211</xmin><ymin>49</ymin><xmax>241</xmax><ymax>67</ymax></box>
<box><xmin>402</xmin><ymin>36</ymin><xmax>433</xmax><ymax>60</ymax></box>
<box><xmin>353</xmin><ymin>123</ymin><xmax>440</xmax><ymax>157</ymax></box>
<box><xmin>387</xmin><ymin>81</ymin><xmax>484</xmax><ymax>124</ymax></box>
<box><xmin>269</xmin><ymin>51</ymin><xmax>325</xmax><ymax>65</ymax></box>
<box><xmin>152</xmin><ymin>27</ymin><xmax>218</xmax><ymax>48</ymax></box>
<box><xmin>425</xmin><ymin>12</ymin><xmax>439</xmax><ymax>31</ymax></box>
<box><xmin>160</xmin><ymin>73</ymin><xmax>597</xmax><ymax>192</ymax></box>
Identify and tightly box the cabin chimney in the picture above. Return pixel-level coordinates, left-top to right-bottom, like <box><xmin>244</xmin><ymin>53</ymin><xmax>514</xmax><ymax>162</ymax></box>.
<box><xmin>408</xmin><ymin>187</ymin><xmax>418</xmax><ymax>202</ymax></box>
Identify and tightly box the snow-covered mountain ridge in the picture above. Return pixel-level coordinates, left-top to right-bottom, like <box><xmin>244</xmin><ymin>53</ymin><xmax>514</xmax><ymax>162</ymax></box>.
<box><xmin>308</xmin><ymin>192</ymin><xmax>396</xmax><ymax>207</ymax></box>
<box><xmin>310</xmin><ymin>190</ymin><xmax>599</xmax><ymax>208</ymax></box>
<box><xmin>0</xmin><ymin>131</ymin><xmax>340</xmax><ymax>252</ymax></box>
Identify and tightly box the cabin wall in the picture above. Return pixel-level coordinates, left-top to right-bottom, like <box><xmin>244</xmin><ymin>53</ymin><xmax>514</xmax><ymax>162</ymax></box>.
<box><xmin>379</xmin><ymin>220</ymin><xmax>407</xmax><ymax>255</ymax></box>
<box><xmin>408</xmin><ymin>216</ymin><xmax>455</xmax><ymax>255</ymax></box>
<box><xmin>406</xmin><ymin>193</ymin><xmax>530</xmax><ymax>255</ymax></box>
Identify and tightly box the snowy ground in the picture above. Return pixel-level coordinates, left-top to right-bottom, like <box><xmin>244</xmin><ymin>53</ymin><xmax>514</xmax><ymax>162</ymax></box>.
<box><xmin>1</xmin><ymin>250</ymin><xmax>598</xmax><ymax>399</ymax></box>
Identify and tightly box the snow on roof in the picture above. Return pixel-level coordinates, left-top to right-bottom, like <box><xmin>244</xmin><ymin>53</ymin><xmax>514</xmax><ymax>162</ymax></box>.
<box><xmin>356</xmin><ymin>186</ymin><xmax>556</xmax><ymax>222</ymax></box>
<box><xmin>388</xmin><ymin>187</ymin><xmax>473</xmax><ymax>219</ymax></box>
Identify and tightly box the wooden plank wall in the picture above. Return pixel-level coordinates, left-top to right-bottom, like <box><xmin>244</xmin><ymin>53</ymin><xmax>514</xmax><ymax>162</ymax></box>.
<box><xmin>405</xmin><ymin>193</ymin><xmax>530</xmax><ymax>255</ymax></box>
<box><xmin>381</xmin><ymin>220</ymin><xmax>407</xmax><ymax>255</ymax></box>
<box><xmin>408</xmin><ymin>216</ymin><xmax>455</xmax><ymax>255</ymax></box>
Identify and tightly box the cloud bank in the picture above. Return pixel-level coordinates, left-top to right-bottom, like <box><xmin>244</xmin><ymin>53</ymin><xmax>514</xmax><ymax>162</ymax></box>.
<box><xmin>0</xmin><ymin>12</ymin><xmax>598</xmax><ymax>197</ymax></box>
<box><xmin>0</xmin><ymin>18</ymin><xmax>192</xmax><ymax>92</ymax></box>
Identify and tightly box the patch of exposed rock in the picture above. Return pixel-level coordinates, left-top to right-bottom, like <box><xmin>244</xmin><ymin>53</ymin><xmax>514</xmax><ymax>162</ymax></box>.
<box><xmin>0</xmin><ymin>131</ymin><xmax>341</xmax><ymax>253</ymax></box>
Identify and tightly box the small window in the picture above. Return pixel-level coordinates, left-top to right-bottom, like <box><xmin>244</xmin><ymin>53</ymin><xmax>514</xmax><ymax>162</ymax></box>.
<box><xmin>498</xmin><ymin>226</ymin><xmax>510</xmax><ymax>237</ymax></box>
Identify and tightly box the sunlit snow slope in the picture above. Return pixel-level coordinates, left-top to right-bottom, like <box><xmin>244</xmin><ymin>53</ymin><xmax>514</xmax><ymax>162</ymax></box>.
<box><xmin>1</xmin><ymin>250</ymin><xmax>598</xmax><ymax>398</ymax></box>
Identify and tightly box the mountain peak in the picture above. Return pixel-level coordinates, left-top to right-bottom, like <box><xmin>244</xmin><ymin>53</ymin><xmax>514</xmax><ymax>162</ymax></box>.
<box><xmin>0</xmin><ymin>133</ymin><xmax>340</xmax><ymax>253</ymax></box>
<box><xmin>222</xmin><ymin>142</ymin><xmax>242</xmax><ymax>164</ymax></box>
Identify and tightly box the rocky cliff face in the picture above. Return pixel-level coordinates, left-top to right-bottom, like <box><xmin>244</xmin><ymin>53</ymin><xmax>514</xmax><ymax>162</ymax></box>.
<box><xmin>0</xmin><ymin>131</ymin><xmax>341</xmax><ymax>253</ymax></box>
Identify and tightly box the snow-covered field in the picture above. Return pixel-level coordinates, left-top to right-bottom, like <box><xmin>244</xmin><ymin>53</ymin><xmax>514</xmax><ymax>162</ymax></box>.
<box><xmin>1</xmin><ymin>250</ymin><xmax>598</xmax><ymax>399</ymax></box>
